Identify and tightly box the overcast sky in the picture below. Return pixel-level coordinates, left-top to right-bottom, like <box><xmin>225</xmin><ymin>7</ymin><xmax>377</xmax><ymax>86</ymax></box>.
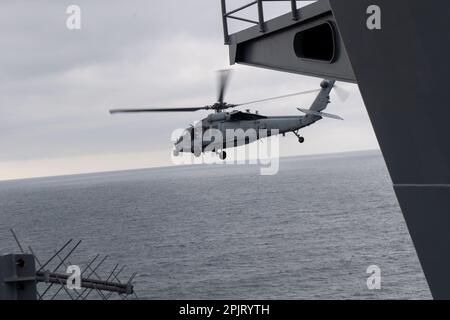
<box><xmin>0</xmin><ymin>0</ymin><xmax>379</xmax><ymax>181</ymax></box>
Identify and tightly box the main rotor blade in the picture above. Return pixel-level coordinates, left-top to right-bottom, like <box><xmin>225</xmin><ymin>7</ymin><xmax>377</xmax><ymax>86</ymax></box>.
<box><xmin>217</xmin><ymin>69</ymin><xmax>232</xmax><ymax>104</ymax></box>
<box><xmin>236</xmin><ymin>89</ymin><xmax>320</xmax><ymax>106</ymax></box>
<box><xmin>110</xmin><ymin>107</ymin><xmax>207</xmax><ymax>114</ymax></box>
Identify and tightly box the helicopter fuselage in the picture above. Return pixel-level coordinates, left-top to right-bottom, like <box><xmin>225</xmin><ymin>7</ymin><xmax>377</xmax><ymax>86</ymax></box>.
<box><xmin>173</xmin><ymin>111</ymin><xmax>321</xmax><ymax>155</ymax></box>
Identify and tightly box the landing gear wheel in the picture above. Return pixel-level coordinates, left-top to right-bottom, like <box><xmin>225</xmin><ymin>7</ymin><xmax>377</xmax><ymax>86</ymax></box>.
<box><xmin>173</xmin><ymin>150</ymin><xmax>180</xmax><ymax>157</ymax></box>
<box><xmin>293</xmin><ymin>131</ymin><xmax>305</xmax><ymax>144</ymax></box>
<box><xmin>219</xmin><ymin>151</ymin><xmax>227</xmax><ymax>160</ymax></box>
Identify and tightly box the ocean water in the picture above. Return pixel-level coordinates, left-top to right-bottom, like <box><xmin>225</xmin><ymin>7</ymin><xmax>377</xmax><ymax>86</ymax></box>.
<box><xmin>0</xmin><ymin>150</ymin><xmax>432</xmax><ymax>299</ymax></box>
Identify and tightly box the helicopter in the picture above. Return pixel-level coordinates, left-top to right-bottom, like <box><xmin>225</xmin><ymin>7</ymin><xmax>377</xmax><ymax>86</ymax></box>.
<box><xmin>110</xmin><ymin>70</ymin><xmax>347</xmax><ymax>160</ymax></box>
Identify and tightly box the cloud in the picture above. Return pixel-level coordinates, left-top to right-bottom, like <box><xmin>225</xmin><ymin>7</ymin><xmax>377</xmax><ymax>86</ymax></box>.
<box><xmin>0</xmin><ymin>0</ymin><xmax>378</xmax><ymax>180</ymax></box>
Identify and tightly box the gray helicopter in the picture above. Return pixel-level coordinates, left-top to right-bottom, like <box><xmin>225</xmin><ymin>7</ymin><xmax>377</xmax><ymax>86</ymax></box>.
<box><xmin>110</xmin><ymin>70</ymin><xmax>345</xmax><ymax>160</ymax></box>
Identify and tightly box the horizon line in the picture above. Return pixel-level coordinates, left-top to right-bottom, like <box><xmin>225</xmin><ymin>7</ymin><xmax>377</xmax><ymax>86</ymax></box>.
<box><xmin>0</xmin><ymin>148</ymin><xmax>381</xmax><ymax>183</ymax></box>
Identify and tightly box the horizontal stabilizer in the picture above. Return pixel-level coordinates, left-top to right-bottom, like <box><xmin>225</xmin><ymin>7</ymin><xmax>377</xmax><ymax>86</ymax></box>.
<box><xmin>297</xmin><ymin>108</ymin><xmax>343</xmax><ymax>120</ymax></box>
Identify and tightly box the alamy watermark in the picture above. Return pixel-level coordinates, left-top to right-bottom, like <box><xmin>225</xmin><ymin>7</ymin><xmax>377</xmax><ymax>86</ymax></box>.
<box><xmin>366</xmin><ymin>5</ymin><xmax>381</xmax><ymax>30</ymax></box>
<box><xmin>66</xmin><ymin>5</ymin><xmax>81</xmax><ymax>30</ymax></box>
<box><xmin>66</xmin><ymin>265</ymin><xmax>82</xmax><ymax>290</ymax></box>
<box><xmin>171</xmin><ymin>127</ymin><xmax>280</xmax><ymax>176</ymax></box>
<box><xmin>366</xmin><ymin>265</ymin><xmax>382</xmax><ymax>290</ymax></box>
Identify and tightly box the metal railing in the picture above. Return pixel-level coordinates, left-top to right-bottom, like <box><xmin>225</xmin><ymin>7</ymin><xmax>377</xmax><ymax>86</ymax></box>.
<box><xmin>1</xmin><ymin>229</ymin><xmax>137</xmax><ymax>300</ymax></box>
<box><xmin>221</xmin><ymin>0</ymin><xmax>311</xmax><ymax>44</ymax></box>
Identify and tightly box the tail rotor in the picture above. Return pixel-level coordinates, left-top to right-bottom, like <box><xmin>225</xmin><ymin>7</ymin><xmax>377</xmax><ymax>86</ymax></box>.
<box><xmin>333</xmin><ymin>84</ymin><xmax>351</xmax><ymax>102</ymax></box>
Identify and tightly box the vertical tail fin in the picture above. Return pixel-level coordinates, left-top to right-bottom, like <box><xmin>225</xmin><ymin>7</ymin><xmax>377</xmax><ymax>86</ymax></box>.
<box><xmin>310</xmin><ymin>79</ymin><xmax>336</xmax><ymax>112</ymax></box>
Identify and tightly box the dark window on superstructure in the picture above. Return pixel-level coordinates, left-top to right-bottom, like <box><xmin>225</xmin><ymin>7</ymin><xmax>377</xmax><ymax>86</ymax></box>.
<box><xmin>294</xmin><ymin>22</ymin><xmax>336</xmax><ymax>62</ymax></box>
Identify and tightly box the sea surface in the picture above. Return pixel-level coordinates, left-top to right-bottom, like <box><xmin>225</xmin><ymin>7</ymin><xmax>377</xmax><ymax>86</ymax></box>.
<box><xmin>0</xmin><ymin>150</ymin><xmax>432</xmax><ymax>299</ymax></box>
